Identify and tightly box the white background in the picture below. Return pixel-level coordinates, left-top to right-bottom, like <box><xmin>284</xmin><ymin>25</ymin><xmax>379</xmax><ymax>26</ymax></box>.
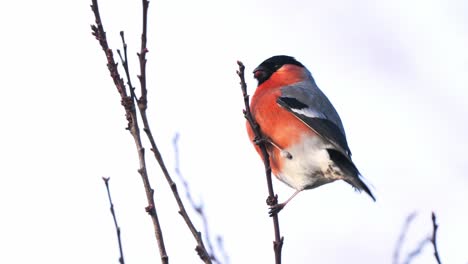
<box><xmin>0</xmin><ymin>0</ymin><xmax>467</xmax><ymax>263</ymax></box>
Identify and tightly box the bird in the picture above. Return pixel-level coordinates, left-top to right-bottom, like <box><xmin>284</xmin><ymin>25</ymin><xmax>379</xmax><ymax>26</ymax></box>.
<box><xmin>246</xmin><ymin>55</ymin><xmax>375</xmax><ymax>216</ymax></box>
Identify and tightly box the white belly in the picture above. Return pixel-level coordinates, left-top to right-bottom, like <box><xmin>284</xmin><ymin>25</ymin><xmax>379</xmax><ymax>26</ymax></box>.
<box><xmin>276</xmin><ymin>135</ymin><xmax>345</xmax><ymax>191</ymax></box>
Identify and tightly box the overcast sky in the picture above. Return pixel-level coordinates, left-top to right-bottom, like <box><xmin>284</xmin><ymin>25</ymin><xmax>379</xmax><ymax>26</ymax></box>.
<box><xmin>0</xmin><ymin>0</ymin><xmax>467</xmax><ymax>263</ymax></box>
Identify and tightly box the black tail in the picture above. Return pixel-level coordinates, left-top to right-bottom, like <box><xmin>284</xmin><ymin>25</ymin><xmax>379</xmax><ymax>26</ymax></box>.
<box><xmin>327</xmin><ymin>149</ymin><xmax>376</xmax><ymax>201</ymax></box>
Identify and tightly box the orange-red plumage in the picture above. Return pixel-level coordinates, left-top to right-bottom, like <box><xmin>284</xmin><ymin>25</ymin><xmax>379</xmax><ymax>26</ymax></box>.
<box><xmin>247</xmin><ymin>64</ymin><xmax>318</xmax><ymax>177</ymax></box>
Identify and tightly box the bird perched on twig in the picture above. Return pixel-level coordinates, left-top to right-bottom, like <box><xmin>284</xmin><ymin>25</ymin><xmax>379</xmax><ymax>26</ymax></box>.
<box><xmin>246</xmin><ymin>55</ymin><xmax>375</xmax><ymax>216</ymax></box>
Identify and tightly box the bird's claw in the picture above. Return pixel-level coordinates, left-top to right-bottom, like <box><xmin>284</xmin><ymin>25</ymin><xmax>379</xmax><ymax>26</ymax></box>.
<box><xmin>269</xmin><ymin>203</ymin><xmax>285</xmax><ymax>217</ymax></box>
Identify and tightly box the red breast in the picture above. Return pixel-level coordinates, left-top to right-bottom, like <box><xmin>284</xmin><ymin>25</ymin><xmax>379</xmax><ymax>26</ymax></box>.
<box><xmin>247</xmin><ymin>64</ymin><xmax>317</xmax><ymax>176</ymax></box>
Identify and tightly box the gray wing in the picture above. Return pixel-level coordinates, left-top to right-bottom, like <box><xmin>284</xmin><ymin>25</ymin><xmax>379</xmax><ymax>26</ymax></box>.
<box><xmin>278</xmin><ymin>79</ymin><xmax>352</xmax><ymax>157</ymax></box>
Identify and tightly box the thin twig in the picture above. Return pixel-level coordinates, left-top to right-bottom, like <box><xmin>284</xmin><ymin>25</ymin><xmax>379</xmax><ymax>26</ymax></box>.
<box><xmin>431</xmin><ymin>212</ymin><xmax>442</xmax><ymax>264</ymax></box>
<box><xmin>117</xmin><ymin>32</ymin><xmax>137</xmax><ymax>101</ymax></box>
<box><xmin>142</xmin><ymin>119</ymin><xmax>212</xmax><ymax>263</ymax></box>
<box><xmin>90</xmin><ymin>0</ymin><xmax>130</xmax><ymax>127</ymax></box>
<box><xmin>216</xmin><ymin>236</ymin><xmax>230</xmax><ymax>264</ymax></box>
<box><xmin>133</xmin><ymin>1</ymin><xmax>212</xmax><ymax>262</ymax></box>
<box><xmin>393</xmin><ymin>212</ymin><xmax>418</xmax><ymax>264</ymax></box>
<box><xmin>402</xmin><ymin>237</ymin><xmax>431</xmax><ymax>264</ymax></box>
<box><xmin>136</xmin><ymin>69</ymin><xmax>212</xmax><ymax>264</ymax></box>
<box><xmin>236</xmin><ymin>61</ymin><xmax>283</xmax><ymax>264</ymax></box>
<box><xmin>115</xmin><ymin>28</ymin><xmax>169</xmax><ymax>262</ymax></box>
<box><xmin>399</xmin><ymin>212</ymin><xmax>444</xmax><ymax>264</ymax></box>
<box><xmin>90</xmin><ymin>1</ymin><xmax>169</xmax><ymax>263</ymax></box>
<box><xmin>102</xmin><ymin>177</ymin><xmax>125</xmax><ymax>264</ymax></box>
<box><xmin>137</xmin><ymin>0</ymin><xmax>149</xmax><ymax>110</ymax></box>
<box><xmin>173</xmin><ymin>133</ymin><xmax>222</xmax><ymax>263</ymax></box>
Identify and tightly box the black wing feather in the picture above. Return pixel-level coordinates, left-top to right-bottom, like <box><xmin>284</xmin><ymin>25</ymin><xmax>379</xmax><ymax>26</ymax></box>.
<box><xmin>277</xmin><ymin>96</ymin><xmax>352</xmax><ymax>156</ymax></box>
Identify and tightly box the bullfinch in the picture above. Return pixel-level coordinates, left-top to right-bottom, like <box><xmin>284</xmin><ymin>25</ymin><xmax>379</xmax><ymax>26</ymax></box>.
<box><xmin>247</xmin><ymin>55</ymin><xmax>375</xmax><ymax>215</ymax></box>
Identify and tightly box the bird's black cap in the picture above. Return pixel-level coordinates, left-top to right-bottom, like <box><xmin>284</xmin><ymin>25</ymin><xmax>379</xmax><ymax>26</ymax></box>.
<box><xmin>253</xmin><ymin>55</ymin><xmax>304</xmax><ymax>85</ymax></box>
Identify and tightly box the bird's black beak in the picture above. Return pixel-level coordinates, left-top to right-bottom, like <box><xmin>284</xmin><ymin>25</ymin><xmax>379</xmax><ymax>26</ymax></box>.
<box><xmin>253</xmin><ymin>66</ymin><xmax>264</xmax><ymax>79</ymax></box>
<box><xmin>253</xmin><ymin>66</ymin><xmax>269</xmax><ymax>85</ymax></box>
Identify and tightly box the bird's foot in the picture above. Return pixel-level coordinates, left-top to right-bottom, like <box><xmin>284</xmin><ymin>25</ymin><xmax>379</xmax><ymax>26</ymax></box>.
<box><xmin>269</xmin><ymin>203</ymin><xmax>285</xmax><ymax>217</ymax></box>
<box><xmin>267</xmin><ymin>195</ymin><xmax>284</xmax><ymax>217</ymax></box>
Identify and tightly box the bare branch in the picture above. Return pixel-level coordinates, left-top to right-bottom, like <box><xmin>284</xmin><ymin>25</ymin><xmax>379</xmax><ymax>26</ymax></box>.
<box><xmin>102</xmin><ymin>177</ymin><xmax>125</xmax><ymax>264</ymax></box>
<box><xmin>173</xmin><ymin>133</ymin><xmax>223</xmax><ymax>263</ymax></box>
<box><xmin>393</xmin><ymin>212</ymin><xmax>418</xmax><ymax>264</ymax></box>
<box><xmin>136</xmin><ymin>83</ymin><xmax>212</xmax><ymax>264</ymax></box>
<box><xmin>431</xmin><ymin>212</ymin><xmax>442</xmax><ymax>264</ymax></box>
<box><xmin>90</xmin><ymin>1</ymin><xmax>168</xmax><ymax>263</ymax></box>
<box><xmin>132</xmin><ymin>1</ymin><xmax>212</xmax><ymax>262</ymax></box>
<box><xmin>236</xmin><ymin>61</ymin><xmax>283</xmax><ymax>264</ymax></box>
